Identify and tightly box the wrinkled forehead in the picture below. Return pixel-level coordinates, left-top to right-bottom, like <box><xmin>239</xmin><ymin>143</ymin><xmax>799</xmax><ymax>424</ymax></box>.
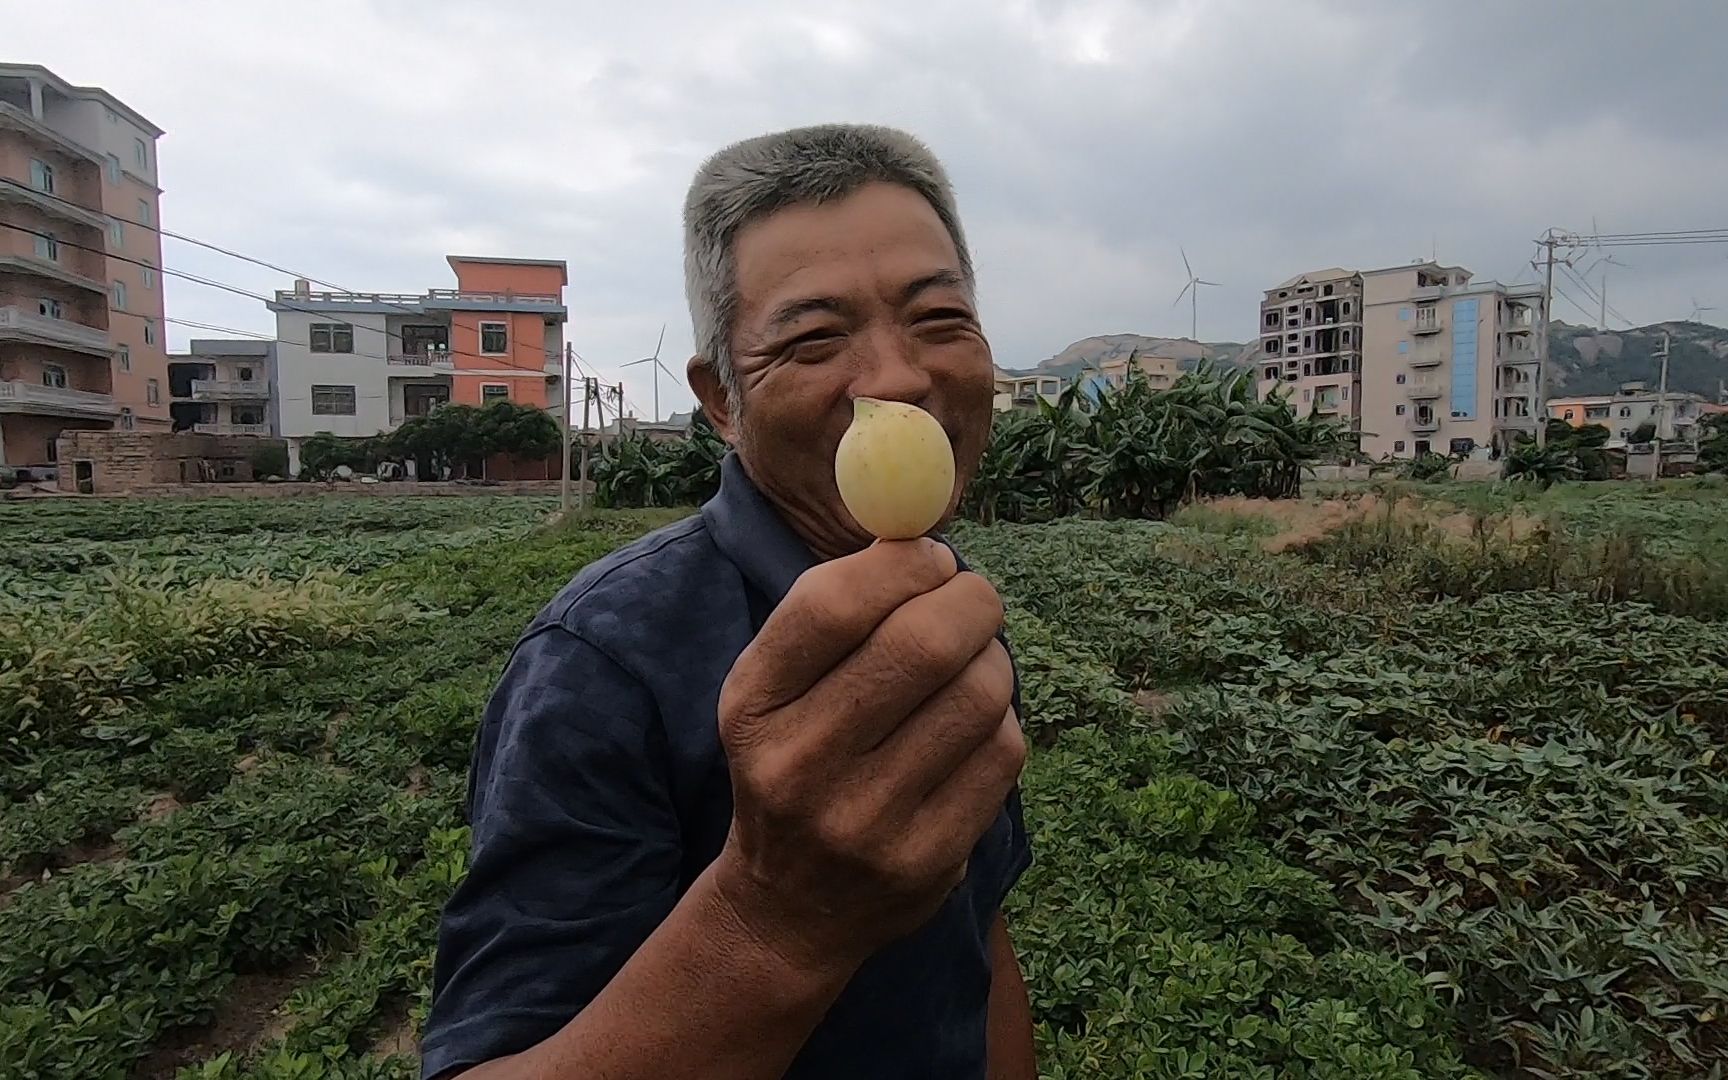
<box><xmin>731</xmin><ymin>183</ymin><xmax>971</xmax><ymax>318</ymax></box>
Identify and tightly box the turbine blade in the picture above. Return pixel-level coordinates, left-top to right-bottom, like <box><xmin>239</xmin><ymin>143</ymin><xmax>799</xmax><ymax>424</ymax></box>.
<box><xmin>653</xmin><ymin>322</ymin><xmax>666</xmax><ymax>360</ymax></box>
<box><xmin>1173</xmin><ymin>281</ymin><xmax>1193</xmax><ymax>306</ymax></box>
<box><xmin>1180</xmin><ymin>246</ymin><xmax>1193</xmax><ymax>278</ymax></box>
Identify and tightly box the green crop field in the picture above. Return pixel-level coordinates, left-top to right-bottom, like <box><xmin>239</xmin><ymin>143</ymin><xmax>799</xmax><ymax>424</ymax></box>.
<box><xmin>2</xmin><ymin>484</ymin><xmax>1725</xmax><ymax>1079</ymax></box>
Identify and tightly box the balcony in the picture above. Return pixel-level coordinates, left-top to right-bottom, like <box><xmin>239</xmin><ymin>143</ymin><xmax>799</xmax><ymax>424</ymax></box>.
<box><xmin>386</xmin><ymin>349</ymin><xmax>455</xmax><ymax>370</ymax></box>
<box><xmin>1496</xmin><ymin>413</ymin><xmax>1538</xmax><ymax>433</ymax></box>
<box><xmin>1412</xmin><ymin>309</ymin><xmax>1443</xmax><ymax>335</ymax></box>
<box><xmin>0</xmin><ymin>305</ymin><xmax>111</xmax><ymax>357</ymax></box>
<box><xmin>0</xmin><ymin>379</ymin><xmax>118</xmax><ymax>418</ymax></box>
<box><xmin>1408</xmin><ymin>346</ymin><xmax>1444</xmax><ymax>369</ymax></box>
<box><xmin>1504</xmin><ymin>309</ymin><xmax>1535</xmax><ymax>334</ymax></box>
<box><xmin>0</xmin><ymin>255</ymin><xmax>107</xmax><ymax>296</ymax></box>
<box><xmin>1407</xmin><ymin>412</ymin><xmax>1440</xmax><ymax>433</ymax></box>
<box><xmin>0</xmin><ymin>178</ymin><xmax>107</xmax><ymax>230</ymax></box>
<box><xmin>1404</xmin><ymin>380</ymin><xmax>1442</xmax><ymax>400</ymax></box>
<box><xmin>190</xmin><ymin>378</ymin><xmax>269</xmax><ymax>402</ymax></box>
<box><xmin>192</xmin><ymin>422</ymin><xmax>270</xmax><ymax>436</ymax></box>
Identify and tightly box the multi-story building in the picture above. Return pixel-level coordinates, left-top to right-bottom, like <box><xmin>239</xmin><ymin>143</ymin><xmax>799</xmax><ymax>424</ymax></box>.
<box><xmin>268</xmin><ymin>255</ymin><xmax>566</xmax><ymax>472</ymax></box>
<box><xmin>167</xmin><ymin>338</ymin><xmax>278</xmax><ymax>436</ymax></box>
<box><xmin>0</xmin><ymin>64</ymin><xmax>168</xmax><ymax>470</ymax></box>
<box><xmin>1255</xmin><ymin>268</ymin><xmax>1365</xmax><ymax>430</ymax></box>
<box><xmin>993</xmin><ymin>368</ymin><xmax>1065</xmax><ymax>411</ymax></box>
<box><xmin>1092</xmin><ymin>351</ymin><xmax>1181</xmax><ymax>391</ymax></box>
<box><xmin>1548</xmin><ymin>383</ymin><xmax>1704</xmax><ymax>445</ymax></box>
<box><xmin>1259</xmin><ymin>262</ymin><xmax>1544</xmax><ymax>458</ymax></box>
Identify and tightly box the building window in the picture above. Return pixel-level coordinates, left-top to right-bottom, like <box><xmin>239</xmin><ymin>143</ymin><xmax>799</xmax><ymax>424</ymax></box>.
<box><xmin>310</xmin><ymin>323</ymin><xmax>355</xmax><ymax>353</ymax></box>
<box><xmin>1394</xmin><ymin>440</ymin><xmax>1406</xmax><ymax>452</ymax></box>
<box><xmin>143</xmin><ymin>320</ymin><xmax>157</xmax><ymax>345</ymax></box>
<box><xmin>147</xmin><ymin>378</ymin><xmax>161</xmax><ymax>405</ymax></box>
<box><xmin>134</xmin><ymin>137</ymin><xmax>149</xmax><ymax>170</ymax></box>
<box><xmin>482</xmin><ymin>383</ymin><xmax>510</xmax><ymax>403</ymax></box>
<box><xmin>33</xmin><ymin>230</ymin><xmax>58</xmax><ymax>261</ymax></box>
<box><xmin>1618</xmin><ymin>406</ymin><xmax>1632</xmax><ymax>417</ymax></box>
<box><xmin>1341</xmin><ymin>386</ymin><xmax>1349</xmax><ymax>400</ymax></box>
<box><xmin>1342</xmin><ymin>301</ymin><xmax>1353</xmax><ymax>317</ymax></box>
<box><xmin>141</xmin><ymin>263</ymin><xmax>156</xmax><ymax>289</ymax></box>
<box><xmin>112</xmin><ymin>281</ymin><xmax>128</xmax><ymax>310</ymax></box>
<box><xmin>1302</xmin><ymin>389</ymin><xmax>1311</xmax><ymax>402</ymax></box>
<box><xmin>106</xmin><ymin>154</ymin><xmax>121</xmax><ymax>184</ymax></box>
<box><xmin>1322</xmin><ymin>284</ymin><xmax>1334</xmax><ymax>296</ymax></box>
<box><xmin>29</xmin><ymin>159</ymin><xmax>54</xmax><ymax>194</ymax></box>
<box><xmin>1264</xmin><ymin>311</ymin><xmax>1280</xmax><ymax>328</ymax></box>
<box><xmin>120</xmin><ymin>408</ymin><xmax>135</xmax><ymax>430</ymax></box>
<box><xmin>1450</xmin><ymin>438</ymin><xmax>1475</xmax><ymax>455</ymax></box>
<box><xmin>238</xmin><ymin>366</ymin><xmax>254</xmax><ymax>381</ymax></box>
<box><xmin>1619</xmin><ymin>428</ymin><xmax>1630</xmax><ymax>440</ymax></box>
<box><xmin>479</xmin><ymin>322</ymin><xmax>509</xmax><ymax>355</ymax></box>
<box><xmin>119</xmin><ymin>344</ymin><xmax>131</xmax><ymax>372</ymax></box>
<box><xmin>38</xmin><ymin>297</ymin><xmax>64</xmax><ymax>319</ymax></box>
<box><xmin>1397</xmin><ymin>341</ymin><xmax>1409</xmax><ymax>354</ymax></box>
<box><xmin>110</xmin><ymin>219</ymin><xmax>124</xmax><ymax>246</ymax></box>
<box><xmin>1396</xmin><ymin>373</ymin><xmax>1407</xmax><ymax>384</ymax></box>
<box><xmin>1396</xmin><ymin>404</ymin><xmax>1407</xmax><ymax>415</ymax></box>
<box><xmin>42</xmin><ymin>363</ymin><xmax>68</xmax><ymax>388</ymax></box>
<box><xmin>1263</xmin><ymin>366</ymin><xmax>1278</xmax><ymax>381</ymax></box>
<box><xmin>45</xmin><ymin>438</ymin><xmax>58</xmax><ymax>463</ymax></box>
<box><xmin>1563</xmin><ymin>408</ymin><xmax>1575</xmax><ymax>420</ymax></box>
<box><xmin>311</xmin><ymin>384</ymin><xmax>358</xmax><ymax>415</ymax></box>
<box><xmin>137</xmin><ymin>199</ymin><xmax>152</xmax><ymax>227</ymax></box>
<box><xmin>233</xmin><ymin>405</ymin><xmax>265</xmax><ymax>425</ymax></box>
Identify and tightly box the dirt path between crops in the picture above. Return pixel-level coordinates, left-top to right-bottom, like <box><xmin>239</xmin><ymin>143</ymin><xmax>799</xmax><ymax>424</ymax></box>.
<box><xmin>369</xmin><ymin>997</ymin><xmax>420</xmax><ymax>1059</ymax></box>
<box><xmin>132</xmin><ymin>961</ymin><xmax>315</xmax><ymax>1079</ymax></box>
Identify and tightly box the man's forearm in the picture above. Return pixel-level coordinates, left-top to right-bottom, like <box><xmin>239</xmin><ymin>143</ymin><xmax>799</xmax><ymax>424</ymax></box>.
<box><xmin>986</xmin><ymin>914</ymin><xmax>1037</xmax><ymax>1080</ymax></box>
<box><xmin>455</xmin><ymin>859</ymin><xmax>856</xmax><ymax>1080</ymax></box>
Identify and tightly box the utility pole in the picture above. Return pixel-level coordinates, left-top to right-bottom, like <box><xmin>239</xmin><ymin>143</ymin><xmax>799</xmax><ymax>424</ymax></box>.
<box><xmin>559</xmin><ymin>343</ymin><xmax>574</xmax><ymax>514</ymax></box>
<box><xmin>578</xmin><ymin>376</ymin><xmax>594</xmax><ymax>511</ymax></box>
<box><xmin>1652</xmin><ymin>332</ymin><xmax>1671</xmax><ymax>478</ymax></box>
<box><xmin>1532</xmin><ymin>229</ymin><xmax>1575</xmax><ymax>448</ymax></box>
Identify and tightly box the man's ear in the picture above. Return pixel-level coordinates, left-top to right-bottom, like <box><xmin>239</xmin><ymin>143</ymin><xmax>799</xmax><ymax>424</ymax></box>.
<box><xmin>688</xmin><ymin>355</ymin><xmax>740</xmax><ymax>446</ymax></box>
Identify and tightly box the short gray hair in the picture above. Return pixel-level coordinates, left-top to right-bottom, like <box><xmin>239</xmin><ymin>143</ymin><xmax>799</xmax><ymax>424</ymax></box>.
<box><xmin>683</xmin><ymin>123</ymin><xmax>973</xmax><ymax>404</ymax></box>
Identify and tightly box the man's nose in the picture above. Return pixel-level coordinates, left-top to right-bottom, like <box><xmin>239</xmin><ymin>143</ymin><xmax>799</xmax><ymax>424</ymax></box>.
<box><xmin>848</xmin><ymin>325</ymin><xmax>933</xmax><ymax>405</ymax></box>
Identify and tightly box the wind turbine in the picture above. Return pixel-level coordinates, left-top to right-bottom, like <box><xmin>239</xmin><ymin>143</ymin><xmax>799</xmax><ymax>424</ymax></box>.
<box><xmin>622</xmin><ymin>323</ymin><xmax>676</xmax><ymax>422</ymax></box>
<box><xmin>1583</xmin><ymin>253</ymin><xmax>1631</xmax><ymax>330</ymax></box>
<box><xmin>1171</xmin><ymin>246</ymin><xmax>1221</xmax><ymax>343</ymax></box>
<box><xmin>1690</xmin><ymin>298</ymin><xmax>1717</xmax><ymax>325</ymax></box>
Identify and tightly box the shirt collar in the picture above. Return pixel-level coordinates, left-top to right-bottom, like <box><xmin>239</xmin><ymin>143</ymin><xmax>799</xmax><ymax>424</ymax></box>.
<box><xmin>701</xmin><ymin>451</ymin><xmax>819</xmax><ymax>608</ymax></box>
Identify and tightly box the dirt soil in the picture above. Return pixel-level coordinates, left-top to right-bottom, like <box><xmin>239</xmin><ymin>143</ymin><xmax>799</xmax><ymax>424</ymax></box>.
<box><xmin>368</xmin><ymin>997</ymin><xmax>419</xmax><ymax>1059</ymax></box>
<box><xmin>132</xmin><ymin>962</ymin><xmax>314</xmax><ymax>1079</ymax></box>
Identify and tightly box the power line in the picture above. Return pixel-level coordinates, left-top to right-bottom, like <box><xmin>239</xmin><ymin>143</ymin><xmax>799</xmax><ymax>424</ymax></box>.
<box><xmin>9</xmin><ymin>179</ymin><xmax>660</xmax><ymax>412</ymax></box>
<box><xmin>1551</xmin><ymin>280</ymin><xmax>1600</xmax><ymax>324</ymax></box>
<box><xmin>1</xmin><ymin>222</ymin><xmax>562</xmax><ymax>372</ymax></box>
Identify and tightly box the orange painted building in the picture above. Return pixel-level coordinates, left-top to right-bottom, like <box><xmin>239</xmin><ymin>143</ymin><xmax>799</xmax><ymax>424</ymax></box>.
<box><xmin>268</xmin><ymin>255</ymin><xmax>567</xmax><ymax>476</ymax></box>
<box><xmin>0</xmin><ymin>64</ymin><xmax>168</xmax><ymax>472</ymax></box>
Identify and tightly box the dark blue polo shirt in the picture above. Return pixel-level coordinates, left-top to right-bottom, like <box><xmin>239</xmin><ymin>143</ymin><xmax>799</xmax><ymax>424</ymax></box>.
<box><xmin>421</xmin><ymin>452</ymin><xmax>1031</xmax><ymax>1080</ymax></box>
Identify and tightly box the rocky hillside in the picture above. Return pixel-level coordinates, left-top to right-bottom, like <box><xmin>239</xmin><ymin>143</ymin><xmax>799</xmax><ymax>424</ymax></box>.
<box><xmin>1548</xmin><ymin>320</ymin><xmax>1728</xmax><ymax>398</ymax></box>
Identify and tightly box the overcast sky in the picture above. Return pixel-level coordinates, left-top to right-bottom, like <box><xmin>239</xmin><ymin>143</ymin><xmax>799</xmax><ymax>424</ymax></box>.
<box><xmin>17</xmin><ymin>1</ymin><xmax>1728</xmax><ymax>418</ymax></box>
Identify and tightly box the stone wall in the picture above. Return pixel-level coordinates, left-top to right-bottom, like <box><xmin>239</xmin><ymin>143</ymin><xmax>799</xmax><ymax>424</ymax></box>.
<box><xmin>55</xmin><ymin>431</ymin><xmax>286</xmax><ymax>494</ymax></box>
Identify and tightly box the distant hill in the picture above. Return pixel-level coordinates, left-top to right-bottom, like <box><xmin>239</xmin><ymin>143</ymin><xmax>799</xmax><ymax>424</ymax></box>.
<box><xmin>1007</xmin><ymin>333</ymin><xmax>1253</xmax><ymax>379</ymax></box>
<box><xmin>1548</xmin><ymin>320</ymin><xmax>1728</xmax><ymax>398</ymax></box>
<box><xmin>1016</xmin><ymin>323</ymin><xmax>1728</xmax><ymax>401</ymax></box>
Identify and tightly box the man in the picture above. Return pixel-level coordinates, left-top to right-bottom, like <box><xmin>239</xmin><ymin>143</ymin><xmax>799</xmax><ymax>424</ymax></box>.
<box><xmin>421</xmin><ymin>123</ymin><xmax>1034</xmax><ymax>1080</ymax></box>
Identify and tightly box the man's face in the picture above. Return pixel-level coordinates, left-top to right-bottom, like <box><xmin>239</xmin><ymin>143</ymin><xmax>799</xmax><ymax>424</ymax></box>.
<box><xmin>693</xmin><ymin>182</ymin><xmax>996</xmax><ymax>558</ymax></box>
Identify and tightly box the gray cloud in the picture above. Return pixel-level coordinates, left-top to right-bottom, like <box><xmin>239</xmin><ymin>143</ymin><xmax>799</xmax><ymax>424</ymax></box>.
<box><xmin>17</xmin><ymin>0</ymin><xmax>1727</xmax><ymax>416</ymax></box>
